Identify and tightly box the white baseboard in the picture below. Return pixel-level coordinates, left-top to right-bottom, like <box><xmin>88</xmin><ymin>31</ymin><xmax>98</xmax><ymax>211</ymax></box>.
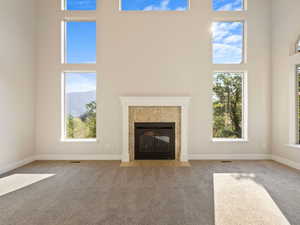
<box><xmin>0</xmin><ymin>156</ymin><xmax>36</xmax><ymax>175</ymax></box>
<box><xmin>36</xmin><ymin>154</ymin><xmax>272</xmax><ymax>161</ymax></box>
<box><xmin>2</xmin><ymin>154</ymin><xmax>299</xmax><ymax>175</ymax></box>
<box><xmin>189</xmin><ymin>154</ymin><xmax>272</xmax><ymax>160</ymax></box>
<box><xmin>35</xmin><ymin>154</ymin><xmax>121</xmax><ymax>161</ymax></box>
<box><xmin>272</xmin><ymin>155</ymin><xmax>300</xmax><ymax>170</ymax></box>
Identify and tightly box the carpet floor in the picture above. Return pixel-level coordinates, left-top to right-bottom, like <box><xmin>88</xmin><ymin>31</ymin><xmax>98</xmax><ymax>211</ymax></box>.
<box><xmin>0</xmin><ymin>160</ymin><xmax>300</xmax><ymax>225</ymax></box>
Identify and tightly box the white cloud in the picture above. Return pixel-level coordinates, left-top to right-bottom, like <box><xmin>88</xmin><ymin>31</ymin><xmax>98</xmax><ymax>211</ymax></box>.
<box><xmin>212</xmin><ymin>23</ymin><xmax>229</xmax><ymax>41</ymax></box>
<box><xmin>143</xmin><ymin>0</ymin><xmax>177</xmax><ymax>11</ymax></box>
<box><xmin>213</xmin><ymin>43</ymin><xmax>242</xmax><ymax>64</ymax></box>
<box><xmin>66</xmin><ymin>73</ymin><xmax>96</xmax><ymax>93</ymax></box>
<box><xmin>175</xmin><ymin>6</ymin><xmax>187</xmax><ymax>11</ymax></box>
<box><xmin>224</xmin><ymin>35</ymin><xmax>242</xmax><ymax>44</ymax></box>
<box><xmin>215</xmin><ymin>0</ymin><xmax>243</xmax><ymax>11</ymax></box>
<box><xmin>218</xmin><ymin>3</ymin><xmax>234</xmax><ymax>11</ymax></box>
<box><xmin>212</xmin><ymin>22</ymin><xmax>243</xmax><ymax>42</ymax></box>
<box><xmin>143</xmin><ymin>0</ymin><xmax>187</xmax><ymax>11</ymax></box>
<box><xmin>212</xmin><ymin>21</ymin><xmax>243</xmax><ymax>63</ymax></box>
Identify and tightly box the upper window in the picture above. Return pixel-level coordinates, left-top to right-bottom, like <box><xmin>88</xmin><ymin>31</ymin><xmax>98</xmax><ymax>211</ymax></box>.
<box><xmin>63</xmin><ymin>21</ymin><xmax>96</xmax><ymax>64</ymax></box>
<box><xmin>213</xmin><ymin>0</ymin><xmax>244</xmax><ymax>11</ymax></box>
<box><xmin>121</xmin><ymin>0</ymin><xmax>188</xmax><ymax>11</ymax></box>
<box><xmin>63</xmin><ymin>72</ymin><xmax>97</xmax><ymax>140</ymax></box>
<box><xmin>213</xmin><ymin>72</ymin><xmax>246</xmax><ymax>140</ymax></box>
<box><xmin>63</xmin><ymin>0</ymin><xmax>96</xmax><ymax>10</ymax></box>
<box><xmin>212</xmin><ymin>21</ymin><xmax>244</xmax><ymax>64</ymax></box>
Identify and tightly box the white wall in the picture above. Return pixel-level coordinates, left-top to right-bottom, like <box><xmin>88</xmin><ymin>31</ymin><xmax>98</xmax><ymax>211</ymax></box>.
<box><xmin>35</xmin><ymin>0</ymin><xmax>272</xmax><ymax>158</ymax></box>
<box><xmin>272</xmin><ymin>0</ymin><xmax>300</xmax><ymax>164</ymax></box>
<box><xmin>0</xmin><ymin>1</ymin><xmax>36</xmax><ymax>169</ymax></box>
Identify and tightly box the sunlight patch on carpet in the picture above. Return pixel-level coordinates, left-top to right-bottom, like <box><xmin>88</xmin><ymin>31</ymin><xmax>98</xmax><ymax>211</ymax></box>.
<box><xmin>0</xmin><ymin>173</ymin><xmax>55</xmax><ymax>197</ymax></box>
<box><xmin>214</xmin><ymin>173</ymin><xmax>291</xmax><ymax>225</ymax></box>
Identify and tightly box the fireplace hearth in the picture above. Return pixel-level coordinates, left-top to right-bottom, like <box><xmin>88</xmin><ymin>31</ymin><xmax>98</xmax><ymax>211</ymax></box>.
<box><xmin>134</xmin><ymin>122</ymin><xmax>175</xmax><ymax>160</ymax></box>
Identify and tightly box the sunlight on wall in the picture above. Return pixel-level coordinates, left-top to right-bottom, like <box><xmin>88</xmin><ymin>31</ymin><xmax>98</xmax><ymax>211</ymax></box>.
<box><xmin>213</xmin><ymin>173</ymin><xmax>291</xmax><ymax>225</ymax></box>
<box><xmin>0</xmin><ymin>174</ymin><xmax>55</xmax><ymax>197</ymax></box>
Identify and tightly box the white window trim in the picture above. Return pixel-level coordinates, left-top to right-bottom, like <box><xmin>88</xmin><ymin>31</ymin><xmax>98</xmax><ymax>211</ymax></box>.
<box><xmin>211</xmin><ymin>20</ymin><xmax>246</xmax><ymax>65</ymax></box>
<box><xmin>289</xmin><ymin>64</ymin><xmax>300</xmax><ymax>146</ymax></box>
<box><xmin>61</xmin><ymin>21</ymin><xmax>66</xmax><ymax>64</ymax></box>
<box><xmin>60</xmin><ymin>1</ymin><xmax>98</xmax><ymax>143</ymax></box>
<box><xmin>60</xmin><ymin>72</ymin><xmax>98</xmax><ymax>142</ymax></box>
<box><xmin>295</xmin><ymin>65</ymin><xmax>300</xmax><ymax>145</ymax></box>
<box><xmin>61</xmin><ymin>0</ymin><xmax>66</xmax><ymax>11</ymax></box>
<box><xmin>212</xmin><ymin>71</ymin><xmax>248</xmax><ymax>142</ymax></box>
<box><xmin>212</xmin><ymin>138</ymin><xmax>248</xmax><ymax>143</ymax></box>
<box><xmin>61</xmin><ymin>138</ymin><xmax>98</xmax><ymax>143</ymax></box>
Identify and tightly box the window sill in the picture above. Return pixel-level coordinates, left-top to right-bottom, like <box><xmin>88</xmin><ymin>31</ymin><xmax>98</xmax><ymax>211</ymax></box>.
<box><xmin>286</xmin><ymin>144</ymin><xmax>300</xmax><ymax>149</ymax></box>
<box><xmin>212</xmin><ymin>138</ymin><xmax>248</xmax><ymax>143</ymax></box>
<box><xmin>60</xmin><ymin>138</ymin><xmax>98</xmax><ymax>143</ymax></box>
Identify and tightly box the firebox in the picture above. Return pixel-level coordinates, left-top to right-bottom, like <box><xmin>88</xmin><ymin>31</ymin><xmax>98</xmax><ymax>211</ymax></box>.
<box><xmin>134</xmin><ymin>122</ymin><xmax>175</xmax><ymax>160</ymax></box>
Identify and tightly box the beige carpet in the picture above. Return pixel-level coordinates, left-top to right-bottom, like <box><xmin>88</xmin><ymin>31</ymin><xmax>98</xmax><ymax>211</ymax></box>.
<box><xmin>0</xmin><ymin>160</ymin><xmax>299</xmax><ymax>225</ymax></box>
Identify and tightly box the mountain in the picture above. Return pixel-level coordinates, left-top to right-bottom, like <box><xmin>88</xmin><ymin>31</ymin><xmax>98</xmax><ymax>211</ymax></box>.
<box><xmin>66</xmin><ymin>91</ymin><xmax>96</xmax><ymax>117</ymax></box>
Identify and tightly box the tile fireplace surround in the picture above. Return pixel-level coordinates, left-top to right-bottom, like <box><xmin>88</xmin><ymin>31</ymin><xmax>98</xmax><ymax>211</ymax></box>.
<box><xmin>120</xmin><ymin>97</ymin><xmax>191</xmax><ymax>163</ymax></box>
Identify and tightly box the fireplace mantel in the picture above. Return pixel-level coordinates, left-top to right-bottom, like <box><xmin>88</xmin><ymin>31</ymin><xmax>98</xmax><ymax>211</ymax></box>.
<box><xmin>120</xmin><ymin>96</ymin><xmax>191</xmax><ymax>162</ymax></box>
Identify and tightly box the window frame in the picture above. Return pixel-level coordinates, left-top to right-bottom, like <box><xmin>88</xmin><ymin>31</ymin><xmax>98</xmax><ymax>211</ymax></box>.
<box><xmin>212</xmin><ymin>71</ymin><xmax>248</xmax><ymax>142</ymax></box>
<box><xmin>60</xmin><ymin>71</ymin><xmax>98</xmax><ymax>142</ymax></box>
<box><xmin>295</xmin><ymin>65</ymin><xmax>300</xmax><ymax>144</ymax></box>
<box><xmin>61</xmin><ymin>20</ymin><xmax>97</xmax><ymax>65</ymax></box>
<box><xmin>211</xmin><ymin>20</ymin><xmax>246</xmax><ymax>65</ymax></box>
<box><xmin>212</xmin><ymin>0</ymin><xmax>247</xmax><ymax>12</ymax></box>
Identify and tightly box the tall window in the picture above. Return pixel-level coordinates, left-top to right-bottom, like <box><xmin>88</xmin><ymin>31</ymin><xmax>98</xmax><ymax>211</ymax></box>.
<box><xmin>213</xmin><ymin>72</ymin><xmax>245</xmax><ymax>140</ymax></box>
<box><xmin>61</xmin><ymin>0</ymin><xmax>97</xmax><ymax>141</ymax></box>
<box><xmin>211</xmin><ymin>1</ymin><xmax>247</xmax><ymax>141</ymax></box>
<box><xmin>63</xmin><ymin>0</ymin><xmax>96</xmax><ymax>10</ymax></box>
<box><xmin>213</xmin><ymin>0</ymin><xmax>244</xmax><ymax>11</ymax></box>
<box><xmin>212</xmin><ymin>21</ymin><xmax>244</xmax><ymax>64</ymax></box>
<box><xmin>296</xmin><ymin>65</ymin><xmax>300</xmax><ymax>144</ymax></box>
<box><xmin>121</xmin><ymin>0</ymin><xmax>188</xmax><ymax>11</ymax></box>
<box><xmin>63</xmin><ymin>73</ymin><xmax>97</xmax><ymax>140</ymax></box>
<box><xmin>63</xmin><ymin>21</ymin><xmax>96</xmax><ymax>64</ymax></box>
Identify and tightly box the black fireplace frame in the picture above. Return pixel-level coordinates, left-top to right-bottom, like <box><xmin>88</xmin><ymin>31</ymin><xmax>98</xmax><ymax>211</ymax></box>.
<box><xmin>134</xmin><ymin>122</ymin><xmax>175</xmax><ymax>160</ymax></box>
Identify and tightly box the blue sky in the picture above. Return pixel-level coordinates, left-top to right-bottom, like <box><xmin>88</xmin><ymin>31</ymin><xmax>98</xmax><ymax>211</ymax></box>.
<box><xmin>213</xmin><ymin>0</ymin><xmax>243</xmax><ymax>11</ymax></box>
<box><xmin>212</xmin><ymin>22</ymin><xmax>243</xmax><ymax>64</ymax></box>
<box><xmin>65</xmin><ymin>73</ymin><xmax>96</xmax><ymax>93</ymax></box>
<box><xmin>122</xmin><ymin>0</ymin><xmax>188</xmax><ymax>11</ymax></box>
<box><xmin>66</xmin><ymin>0</ymin><xmax>189</xmax><ymax>11</ymax></box>
<box><xmin>65</xmin><ymin>0</ymin><xmax>243</xmax><ymax>11</ymax></box>
<box><xmin>66</xmin><ymin>0</ymin><xmax>96</xmax><ymax>10</ymax></box>
<box><xmin>66</xmin><ymin>21</ymin><xmax>96</xmax><ymax>64</ymax></box>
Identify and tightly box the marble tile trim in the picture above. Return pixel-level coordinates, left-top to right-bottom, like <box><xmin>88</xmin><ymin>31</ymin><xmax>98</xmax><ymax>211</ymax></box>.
<box><xmin>129</xmin><ymin>106</ymin><xmax>181</xmax><ymax>161</ymax></box>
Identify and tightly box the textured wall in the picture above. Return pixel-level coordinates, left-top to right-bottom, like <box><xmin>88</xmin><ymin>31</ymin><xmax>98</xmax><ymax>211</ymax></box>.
<box><xmin>35</xmin><ymin>0</ymin><xmax>272</xmax><ymax>157</ymax></box>
<box><xmin>0</xmin><ymin>0</ymin><xmax>36</xmax><ymax>168</ymax></box>
<box><xmin>272</xmin><ymin>0</ymin><xmax>300</xmax><ymax>163</ymax></box>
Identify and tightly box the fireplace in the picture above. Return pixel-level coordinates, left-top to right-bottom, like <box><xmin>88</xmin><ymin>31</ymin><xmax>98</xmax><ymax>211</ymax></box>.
<box><xmin>120</xmin><ymin>97</ymin><xmax>190</xmax><ymax>163</ymax></box>
<box><xmin>135</xmin><ymin>122</ymin><xmax>175</xmax><ymax>160</ymax></box>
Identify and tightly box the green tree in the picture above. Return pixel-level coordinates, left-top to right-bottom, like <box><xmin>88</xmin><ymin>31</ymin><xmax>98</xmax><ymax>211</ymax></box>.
<box><xmin>66</xmin><ymin>115</ymin><xmax>75</xmax><ymax>138</ymax></box>
<box><xmin>80</xmin><ymin>101</ymin><xmax>96</xmax><ymax>138</ymax></box>
<box><xmin>86</xmin><ymin>101</ymin><xmax>96</xmax><ymax>138</ymax></box>
<box><xmin>66</xmin><ymin>101</ymin><xmax>96</xmax><ymax>139</ymax></box>
<box><xmin>213</xmin><ymin>72</ymin><xmax>242</xmax><ymax>138</ymax></box>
